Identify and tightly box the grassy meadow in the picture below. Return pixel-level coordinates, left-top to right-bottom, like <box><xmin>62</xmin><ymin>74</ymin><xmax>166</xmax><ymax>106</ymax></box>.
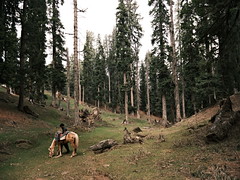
<box><xmin>0</xmin><ymin>87</ymin><xmax>239</xmax><ymax>180</ymax></box>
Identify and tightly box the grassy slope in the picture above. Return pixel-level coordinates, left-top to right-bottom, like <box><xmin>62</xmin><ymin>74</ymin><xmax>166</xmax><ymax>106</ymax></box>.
<box><xmin>0</xmin><ymin>87</ymin><xmax>239</xmax><ymax>180</ymax></box>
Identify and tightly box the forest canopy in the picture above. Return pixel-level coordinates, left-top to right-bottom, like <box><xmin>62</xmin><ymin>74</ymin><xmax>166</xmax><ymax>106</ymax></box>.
<box><xmin>0</xmin><ymin>0</ymin><xmax>239</xmax><ymax>123</ymax></box>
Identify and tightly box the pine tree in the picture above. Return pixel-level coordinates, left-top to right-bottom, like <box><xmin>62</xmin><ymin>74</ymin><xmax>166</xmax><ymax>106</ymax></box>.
<box><xmin>126</xmin><ymin>0</ymin><xmax>143</xmax><ymax>117</ymax></box>
<box><xmin>94</xmin><ymin>35</ymin><xmax>107</xmax><ymax>107</ymax></box>
<box><xmin>18</xmin><ymin>0</ymin><xmax>28</xmax><ymax>111</ymax></box>
<box><xmin>82</xmin><ymin>31</ymin><xmax>95</xmax><ymax>104</ymax></box>
<box><xmin>116</xmin><ymin>0</ymin><xmax>133</xmax><ymax>123</ymax></box>
<box><xmin>105</xmin><ymin>29</ymin><xmax>118</xmax><ymax>112</ymax></box>
<box><xmin>27</xmin><ymin>0</ymin><xmax>48</xmax><ymax>104</ymax></box>
<box><xmin>139</xmin><ymin>63</ymin><xmax>147</xmax><ymax>112</ymax></box>
<box><xmin>47</xmin><ymin>0</ymin><xmax>66</xmax><ymax>107</ymax></box>
<box><xmin>149</xmin><ymin>0</ymin><xmax>172</xmax><ymax>123</ymax></box>
<box><xmin>0</xmin><ymin>0</ymin><xmax>19</xmax><ymax>93</ymax></box>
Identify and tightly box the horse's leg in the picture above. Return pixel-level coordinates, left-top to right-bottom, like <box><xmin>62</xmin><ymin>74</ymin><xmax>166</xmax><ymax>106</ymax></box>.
<box><xmin>69</xmin><ymin>140</ymin><xmax>77</xmax><ymax>157</ymax></box>
<box><xmin>54</xmin><ymin>143</ymin><xmax>62</xmax><ymax>158</ymax></box>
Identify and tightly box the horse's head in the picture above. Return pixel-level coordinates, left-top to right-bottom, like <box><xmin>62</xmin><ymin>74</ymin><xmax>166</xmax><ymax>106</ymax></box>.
<box><xmin>48</xmin><ymin>146</ymin><xmax>54</xmax><ymax>158</ymax></box>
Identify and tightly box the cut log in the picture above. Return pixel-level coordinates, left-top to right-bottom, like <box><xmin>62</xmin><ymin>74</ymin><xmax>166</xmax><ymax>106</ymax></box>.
<box><xmin>89</xmin><ymin>139</ymin><xmax>118</xmax><ymax>154</ymax></box>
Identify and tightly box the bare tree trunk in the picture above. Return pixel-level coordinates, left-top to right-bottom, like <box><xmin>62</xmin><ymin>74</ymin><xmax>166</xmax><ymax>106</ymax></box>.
<box><xmin>124</xmin><ymin>72</ymin><xmax>129</xmax><ymax>123</ymax></box>
<box><xmin>162</xmin><ymin>94</ymin><xmax>167</xmax><ymax>121</ymax></box>
<box><xmin>79</xmin><ymin>39</ymin><xmax>81</xmax><ymax>105</ymax></box>
<box><xmin>51</xmin><ymin>0</ymin><xmax>57</xmax><ymax>107</ymax></box>
<box><xmin>73</xmin><ymin>0</ymin><xmax>79</xmax><ymax>125</ymax></box>
<box><xmin>130</xmin><ymin>64</ymin><xmax>134</xmax><ymax>116</ymax></box>
<box><xmin>212</xmin><ymin>65</ymin><xmax>217</xmax><ymax>101</ymax></box>
<box><xmin>130</xmin><ymin>87</ymin><xmax>134</xmax><ymax>116</ymax></box>
<box><xmin>18</xmin><ymin>0</ymin><xmax>28</xmax><ymax>111</ymax></box>
<box><xmin>192</xmin><ymin>94</ymin><xmax>197</xmax><ymax>115</ymax></box>
<box><xmin>82</xmin><ymin>86</ymin><xmax>85</xmax><ymax>104</ymax></box>
<box><xmin>97</xmin><ymin>86</ymin><xmax>100</xmax><ymax>108</ymax></box>
<box><xmin>181</xmin><ymin>78</ymin><xmax>186</xmax><ymax>119</ymax></box>
<box><xmin>146</xmin><ymin>55</ymin><xmax>151</xmax><ymax>122</ymax></box>
<box><xmin>104</xmin><ymin>82</ymin><xmax>107</xmax><ymax>109</ymax></box>
<box><xmin>169</xmin><ymin>0</ymin><xmax>181</xmax><ymax>122</ymax></box>
<box><xmin>108</xmin><ymin>74</ymin><xmax>111</xmax><ymax>104</ymax></box>
<box><xmin>66</xmin><ymin>48</ymin><xmax>70</xmax><ymax>117</ymax></box>
<box><xmin>136</xmin><ymin>61</ymin><xmax>140</xmax><ymax>119</ymax></box>
<box><xmin>79</xmin><ymin>83</ymin><xmax>81</xmax><ymax>104</ymax></box>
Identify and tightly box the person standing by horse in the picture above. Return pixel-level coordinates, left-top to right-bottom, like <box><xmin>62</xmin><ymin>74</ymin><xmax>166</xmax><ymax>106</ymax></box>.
<box><xmin>59</xmin><ymin>123</ymin><xmax>70</xmax><ymax>153</ymax></box>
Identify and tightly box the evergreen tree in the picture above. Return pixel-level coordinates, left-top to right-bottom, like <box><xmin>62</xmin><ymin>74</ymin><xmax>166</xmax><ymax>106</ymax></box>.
<box><xmin>105</xmin><ymin>29</ymin><xmax>118</xmax><ymax>112</ymax></box>
<box><xmin>18</xmin><ymin>0</ymin><xmax>28</xmax><ymax>111</ymax></box>
<box><xmin>94</xmin><ymin>35</ymin><xmax>107</xmax><ymax>107</ymax></box>
<box><xmin>149</xmin><ymin>0</ymin><xmax>172</xmax><ymax>123</ymax></box>
<box><xmin>0</xmin><ymin>0</ymin><xmax>19</xmax><ymax>92</ymax></box>
<box><xmin>82</xmin><ymin>31</ymin><xmax>95</xmax><ymax>104</ymax></box>
<box><xmin>139</xmin><ymin>63</ymin><xmax>147</xmax><ymax>112</ymax></box>
<box><xmin>26</xmin><ymin>0</ymin><xmax>48</xmax><ymax>104</ymax></box>
<box><xmin>116</xmin><ymin>0</ymin><xmax>133</xmax><ymax>122</ymax></box>
<box><xmin>126</xmin><ymin>0</ymin><xmax>143</xmax><ymax>117</ymax></box>
<box><xmin>47</xmin><ymin>0</ymin><xmax>66</xmax><ymax>107</ymax></box>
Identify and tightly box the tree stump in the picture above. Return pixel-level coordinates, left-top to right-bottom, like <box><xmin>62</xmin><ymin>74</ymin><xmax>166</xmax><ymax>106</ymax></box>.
<box><xmin>123</xmin><ymin>127</ymin><xmax>143</xmax><ymax>144</ymax></box>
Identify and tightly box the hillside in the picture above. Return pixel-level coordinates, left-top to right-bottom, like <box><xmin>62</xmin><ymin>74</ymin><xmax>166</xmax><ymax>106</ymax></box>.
<box><xmin>0</xmin><ymin>88</ymin><xmax>239</xmax><ymax>180</ymax></box>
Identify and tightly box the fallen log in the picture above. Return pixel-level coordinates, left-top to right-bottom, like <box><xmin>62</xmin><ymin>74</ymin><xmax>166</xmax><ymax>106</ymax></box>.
<box><xmin>89</xmin><ymin>139</ymin><xmax>118</xmax><ymax>154</ymax></box>
<box><xmin>23</xmin><ymin>106</ymin><xmax>39</xmax><ymax>118</ymax></box>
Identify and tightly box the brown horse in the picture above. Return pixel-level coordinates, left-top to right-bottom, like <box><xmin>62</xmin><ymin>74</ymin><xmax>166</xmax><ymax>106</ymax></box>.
<box><xmin>48</xmin><ymin>131</ymin><xmax>79</xmax><ymax>158</ymax></box>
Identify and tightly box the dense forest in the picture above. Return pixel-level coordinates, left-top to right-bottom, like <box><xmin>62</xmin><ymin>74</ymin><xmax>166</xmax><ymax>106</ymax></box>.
<box><xmin>0</xmin><ymin>0</ymin><xmax>240</xmax><ymax>124</ymax></box>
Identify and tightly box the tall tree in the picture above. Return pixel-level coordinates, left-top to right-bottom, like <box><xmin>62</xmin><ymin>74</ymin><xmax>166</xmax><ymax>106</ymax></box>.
<box><xmin>47</xmin><ymin>0</ymin><xmax>66</xmax><ymax>107</ymax></box>
<box><xmin>145</xmin><ymin>52</ymin><xmax>151</xmax><ymax>122</ymax></box>
<box><xmin>66</xmin><ymin>48</ymin><xmax>70</xmax><ymax>117</ymax></box>
<box><xmin>116</xmin><ymin>0</ymin><xmax>132</xmax><ymax>123</ymax></box>
<box><xmin>94</xmin><ymin>35</ymin><xmax>107</xmax><ymax>108</ymax></box>
<box><xmin>27</xmin><ymin>0</ymin><xmax>48</xmax><ymax>104</ymax></box>
<box><xmin>18</xmin><ymin>0</ymin><xmax>28</xmax><ymax>111</ymax></box>
<box><xmin>139</xmin><ymin>63</ymin><xmax>147</xmax><ymax>112</ymax></box>
<box><xmin>105</xmin><ymin>29</ymin><xmax>118</xmax><ymax>112</ymax></box>
<box><xmin>149</xmin><ymin>0</ymin><xmax>172</xmax><ymax>124</ymax></box>
<box><xmin>82</xmin><ymin>31</ymin><xmax>95</xmax><ymax>104</ymax></box>
<box><xmin>126</xmin><ymin>0</ymin><xmax>143</xmax><ymax>118</ymax></box>
<box><xmin>0</xmin><ymin>0</ymin><xmax>19</xmax><ymax>93</ymax></box>
<box><xmin>169</xmin><ymin>0</ymin><xmax>181</xmax><ymax>122</ymax></box>
<box><xmin>73</xmin><ymin>0</ymin><xmax>79</xmax><ymax>125</ymax></box>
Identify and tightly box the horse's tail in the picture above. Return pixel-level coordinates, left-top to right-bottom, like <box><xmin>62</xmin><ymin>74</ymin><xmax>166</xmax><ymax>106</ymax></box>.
<box><xmin>72</xmin><ymin>132</ymin><xmax>79</xmax><ymax>148</ymax></box>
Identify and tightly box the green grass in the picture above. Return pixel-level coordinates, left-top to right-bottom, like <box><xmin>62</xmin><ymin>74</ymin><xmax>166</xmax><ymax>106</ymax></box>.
<box><xmin>0</xmin><ymin>90</ymin><xmax>239</xmax><ymax>180</ymax></box>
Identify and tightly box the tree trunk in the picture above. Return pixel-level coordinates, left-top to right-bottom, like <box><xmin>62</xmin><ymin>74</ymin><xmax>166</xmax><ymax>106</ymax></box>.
<box><xmin>79</xmin><ymin>83</ymin><xmax>81</xmax><ymax>104</ymax></box>
<box><xmin>97</xmin><ymin>86</ymin><xmax>100</xmax><ymax>108</ymax></box>
<box><xmin>51</xmin><ymin>0</ymin><xmax>57</xmax><ymax>107</ymax></box>
<box><xmin>124</xmin><ymin>72</ymin><xmax>129</xmax><ymax>123</ymax></box>
<box><xmin>130</xmin><ymin>87</ymin><xmax>134</xmax><ymax>116</ymax></box>
<box><xmin>192</xmin><ymin>94</ymin><xmax>197</xmax><ymax>114</ymax></box>
<box><xmin>82</xmin><ymin>86</ymin><xmax>85</xmax><ymax>104</ymax></box>
<box><xmin>162</xmin><ymin>94</ymin><xmax>167</xmax><ymax>121</ymax></box>
<box><xmin>18</xmin><ymin>0</ymin><xmax>28</xmax><ymax>111</ymax></box>
<box><xmin>79</xmin><ymin>39</ymin><xmax>81</xmax><ymax>105</ymax></box>
<box><xmin>73</xmin><ymin>0</ymin><xmax>79</xmax><ymax>125</ymax></box>
<box><xmin>130</xmin><ymin>64</ymin><xmax>134</xmax><ymax>116</ymax></box>
<box><xmin>136</xmin><ymin>61</ymin><xmax>140</xmax><ymax>119</ymax></box>
<box><xmin>108</xmin><ymin>74</ymin><xmax>111</xmax><ymax>104</ymax></box>
<box><xmin>181</xmin><ymin>78</ymin><xmax>186</xmax><ymax>119</ymax></box>
<box><xmin>146</xmin><ymin>55</ymin><xmax>151</xmax><ymax>122</ymax></box>
<box><xmin>66</xmin><ymin>48</ymin><xmax>70</xmax><ymax>117</ymax></box>
<box><xmin>169</xmin><ymin>0</ymin><xmax>181</xmax><ymax>122</ymax></box>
